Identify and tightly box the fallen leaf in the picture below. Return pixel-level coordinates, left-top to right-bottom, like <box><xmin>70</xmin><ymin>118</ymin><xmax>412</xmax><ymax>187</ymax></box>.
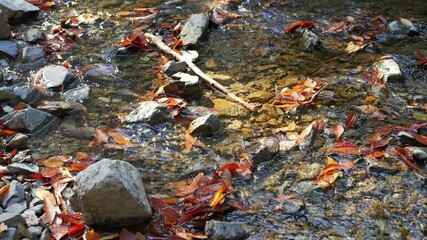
<box><xmin>328</xmin><ymin>140</ymin><xmax>359</xmax><ymax>155</ymax></box>
<box><xmin>38</xmin><ymin>156</ymin><xmax>72</xmax><ymax>168</ymax></box>
<box><xmin>345</xmin><ymin>113</ymin><xmax>359</xmax><ymax>128</ymax></box>
<box><xmin>332</xmin><ymin>125</ymin><xmax>345</xmax><ymax>139</ymax></box>
<box><xmin>210</xmin><ymin>183</ymin><xmax>231</xmax><ymax>208</ymax></box>
<box><xmin>283</xmin><ymin>21</ymin><xmax>315</xmax><ymax>34</ymax></box>
<box><xmin>0</xmin><ymin>184</ymin><xmax>10</xmax><ymax>199</ymax></box>
<box><xmin>50</xmin><ymin>224</ymin><xmax>69</xmax><ymax>240</ymax></box>
<box><xmin>85</xmin><ymin>229</ymin><xmax>101</xmax><ymax>240</ymax></box>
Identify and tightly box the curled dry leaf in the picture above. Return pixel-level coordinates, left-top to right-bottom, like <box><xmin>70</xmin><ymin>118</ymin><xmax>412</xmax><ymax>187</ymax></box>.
<box><xmin>332</xmin><ymin>125</ymin><xmax>345</xmax><ymax>139</ymax></box>
<box><xmin>345</xmin><ymin>41</ymin><xmax>369</xmax><ymax>54</ymax></box>
<box><xmin>283</xmin><ymin>21</ymin><xmax>315</xmax><ymax>34</ymax></box>
<box><xmin>315</xmin><ymin>157</ymin><xmax>355</xmax><ymax>188</ymax></box>
<box><xmin>328</xmin><ymin>140</ymin><xmax>359</xmax><ymax>155</ymax></box>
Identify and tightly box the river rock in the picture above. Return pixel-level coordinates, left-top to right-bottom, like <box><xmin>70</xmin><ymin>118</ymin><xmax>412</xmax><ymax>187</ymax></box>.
<box><xmin>282</xmin><ymin>198</ymin><xmax>305</xmax><ymax>214</ymax></box>
<box><xmin>62</xmin><ymin>84</ymin><xmax>91</xmax><ymax>101</ymax></box>
<box><xmin>373</xmin><ymin>58</ymin><xmax>402</xmax><ymax>82</ymax></box>
<box><xmin>23</xmin><ymin>28</ymin><xmax>44</xmax><ymax>42</ymax></box>
<box><xmin>162</xmin><ymin>60</ymin><xmax>187</xmax><ymax>74</ymax></box>
<box><xmin>27</xmin><ymin>226</ymin><xmax>42</xmax><ymax>238</ymax></box>
<box><xmin>0</xmin><ymin>0</ymin><xmax>39</xmax><ymax>22</ymax></box>
<box><xmin>13</xmin><ymin>85</ymin><xmax>40</xmax><ymax>105</ymax></box>
<box><xmin>5</xmin><ymin>133</ymin><xmax>29</xmax><ymax>150</ymax></box>
<box><xmin>85</xmin><ymin>63</ymin><xmax>117</xmax><ymax>81</ymax></box>
<box><xmin>21</xmin><ymin>210</ymin><xmax>38</xmax><ymax>226</ymax></box>
<box><xmin>70</xmin><ymin>159</ymin><xmax>152</xmax><ymax>226</ymax></box>
<box><xmin>188</xmin><ymin>113</ymin><xmax>220</xmax><ymax>136</ymax></box>
<box><xmin>300</xmin><ymin>30</ymin><xmax>320</xmax><ymax>51</ymax></box>
<box><xmin>365</xmin><ymin>158</ymin><xmax>398</xmax><ymax>174</ymax></box>
<box><xmin>37</xmin><ymin>101</ymin><xmax>86</xmax><ymax>117</ymax></box>
<box><xmin>0</xmin><ymin>213</ymin><xmax>25</xmax><ymax>228</ymax></box>
<box><xmin>250</xmin><ymin>137</ymin><xmax>280</xmax><ymax>166</ymax></box>
<box><xmin>34</xmin><ymin>65</ymin><xmax>75</xmax><ymax>90</ymax></box>
<box><xmin>7</xmin><ymin>162</ymin><xmax>38</xmax><ymax>175</ymax></box>
<box><xmin>39</xmin><ymin>228</ymin><xmax>51</xmax><ymax>240</ymax></box>
<box><xmin>29</xmin><ymin>198</ymin><xmax>42</xmax><ymax>208</ymax></box>
<box><xmin>246</xmin><ymin>90</ymin><xmax>273</xmax><ymax>103</ymax></box>
<box><xmin>11</xmin><ymin>150</ymin><xmax>33</xmax><ymax>163</ymax></box>
<box><xmin>22</xmin><ymin>46</ymin><xmax>46</xmax><ymax>63</ymax></box>
<box><xmin>164</xmin><ymin>72</ymin><xmax>202</xmax><ymax>99</ymax></box>
<box><xmin>5</xmin><ymin>200</ymin><xmax>27</xmax><ymax>214</ymax></box>
<box><xmin>299</xmin><ymin>162</ymin><xmax>323</xmax><ymax>180</ymax></box>
<box><xmin>125</xmin><ymin>101</ymin><xmax>171</xmax><ymax>125</ymax></box>
<box><xmin>181</xmin><ymin>50</ymin><xmax>198</xmax><ymax>62</ymax></box>
<box><xmin>0</xmin><ymin>87</ymin><xmax>16</xmax><ymax>102</ymax></box>
<box><xmin>0</xmin><ymin>227</ymin><xmax>18</xmax><ymax>240</ymax></box>
<box><xmin>0</xmin><ymin>10</ymin><xmax>11</xmax><ymax>39</ymax></box>
<box><xmin>2</xmin><ymin>181</ymin><xmax>25</xmax><ymax>208</ymax></box>
<box><xmin>0</xmin><ymin>40</ymin><xmax>18</xmax><ymax>58</ymax></box>
<box><xmin>406</xmin><ymin>146</ymin><xmax>427</xmax><ymax>160</ymax></box>
<box><xmin>180</xmin><ymin>13</ymin><xmax>209</xmax><ymax>46</ymax></box>
<box><xmin>205</xmin><ymin>221</ymin><xmax>247</xmax><ymax>240</ymax></box>
<box><xmin>1</xmin><ymin>108</ymin><xmax>60</xmax><ymax>135</ymax></box>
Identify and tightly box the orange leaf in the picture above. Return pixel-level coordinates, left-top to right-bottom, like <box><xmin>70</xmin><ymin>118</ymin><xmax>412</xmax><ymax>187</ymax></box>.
<box><xmin>1</xmin><ymin>129</ymin><xmax>18</xmax><ymax>135</ymax></box>
<box><xmin>85</xmin><ymin>229</ymin><xmax>101</xmax><ymax>240</ymax></box>
<box><xmin>332</xmin><ymin>125</ymin><xmax>344</xmax><ymax>139</ymax></box>
<box><xmin>0</xmin><ymin>184</ymin><xmax>10</xmax><ymax>198</ymax></box>
<box><xmin>283</xmin><ymin>21</ymin><xmax>315</xmax><ymax>34</ymax></box>
<box><xmin>209</xmin><ymin>182</ymin><xmax>231</xmax><ymax>208</ymax></box>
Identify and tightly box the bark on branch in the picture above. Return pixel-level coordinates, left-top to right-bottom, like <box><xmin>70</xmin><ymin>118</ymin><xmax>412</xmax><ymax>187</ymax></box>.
<box><xmin>144</xmin><ymin>33</ymin><xmax>258</xmax><ymax>111</ymax></box>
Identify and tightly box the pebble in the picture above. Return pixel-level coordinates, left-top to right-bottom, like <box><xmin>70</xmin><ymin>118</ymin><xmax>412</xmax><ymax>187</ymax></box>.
<box><xmin>5</xmin><ymin>200</ymin><xmax>27</xmax><ymax>214</ymax></box>
<box><xmin>188</xmin><ymin>114</ymin><xmax>221</xmax><ymax>136</ymax></box>
<box><xmin>205</xmin><ymin>220</ymin><xmax>247</xmax><ymax>240</ymax></box>
<box><xmin>1</xmin><ymin>108</ymin><xmax>60</xmax><ymax>135</ymax></box>
<box><xmin>0</xmin><ymin>212</ymin><xmax>25</xmax><ymax>228</ymax></box>
<box><xmin>34</xmin><ymin>65</ymin><xmax>76</xmax><ymax>90</ymax></box>
<box><xmin>22</xmin><ymin>45</ymin><xmax>46</xmax><ymax>63</ymax></box>
<box><xmin>5</xmin><ymin>133</ymin><xmax>29</xmax><ymax>150</ymax></box>
<box><xmin>161</xmin><ymin>60</ymin><xmax>187</xmax><ymax>74</ymax></box>
<box><xmin>373</xmin><ymin>58</ymin><xmax>402</xmax><ymax>82</ymax></box>
<box><xmin>39</xmin><ymin>228</ymin><xmax>52</xmax><ymax>240</ymax></box>
<box><xmin>23</xmin><ymin>28</ymin><xmax>44</xmax><ymax>42</ymax></box>
<box><xmin>0</xmin><ymin>0</ymin><xmax>40</xmax><ymax>22</ymax></box>
<box><xmin>0</xmin><ymin>40</ymin><xmax>19</xmax><ymax>59</ymax></box>
<box><xmin>13</xmin><ymin>85</ymin><xmax>41</xmax><ymax>105</ymax></box>
<box><xmin>125</xmin><ymin>101</ymin><xmax>171</xmax><ymax>125</ymax></box>
<box><xmin>2</xmin><ymin>180</ymin><xmax>25</xmax><ymax>208</ymax></box>
<box><xmin>7</xmin><ymin>162</ymin><xmax>39</xmax><ymax>174</ymax></box>
<box><xmin>62</xmin><ymin>84</ymin><xmax>91</xmax><ymax>101</ymax></box>
<box><xmin>27</xmin><ymin>226</ymin><xmax>42</xmax><ymax>238</ymax></box>
<box><xmin>180</xmin><ymin>13</ymin><xmax>209</xmax><ymax>46</ymax></box>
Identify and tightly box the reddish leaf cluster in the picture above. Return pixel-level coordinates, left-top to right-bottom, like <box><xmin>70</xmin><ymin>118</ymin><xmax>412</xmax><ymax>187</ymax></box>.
<box><xmin>324</xmin><ymin>20</ymin><xmax>356</xmax><ymax>33</ymax></box>
<box><xmin>118</xmin><ymin>35</ymin><xmax>151</xmax><ymax>52</ymax></box>
<box><xmin>274</xmin><ymin>79</ymin><xmax>327</xmax><ymax>112</ymax></box>
<box><xmin>416</xmin><ymin>50</ymin><xmax>427</xmax><ymax>67</ymax></box>
<box><xmin>44</xmin><ymin>26</ymin><xmax>84</xmax><ymax>59</ymax></box>
<box><xmin>27</xmin><ymin>0</ymin><xmax>55</xmax><ymax>9</ymax></box>
<box><xmin>315</xmin><ymin>157</ymin><xmax>355</xmax><ymax>187</ymax></box>
<box><xmin>283</xmin><ymin>21</ymin><xmax>315</xmax><ymax>34</ymax></box>
<box><xmin>88</xmin><ymin>128</ymin><xmax>135</xmax><ymax>150</ymax></box>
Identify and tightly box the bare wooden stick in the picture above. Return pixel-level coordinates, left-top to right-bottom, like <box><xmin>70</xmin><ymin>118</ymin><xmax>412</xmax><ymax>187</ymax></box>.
<box><xmin>144</xmin><ymin>32</ymin><xmax>258</xmax><ymax>111</ymax></box>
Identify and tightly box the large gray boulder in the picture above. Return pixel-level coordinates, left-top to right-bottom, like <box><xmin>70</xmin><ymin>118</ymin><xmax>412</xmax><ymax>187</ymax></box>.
<box><xmin>71</xmin><ymin>159</ymin><xmax>152</xmax><ymax>226</ymax></box>
<box><xmin>180</xmin><ymin>13</ymin><xmax>209</xmax><ymax>46</ymax></box>
<box><xmin>1</xmin><ymin>108</ymin><xmax>60</xmax><ymax>135</ymax></box>
<box><xmin>34</xmin><ymin>65</ymin><xmax>76</xmax><ymax>90</ymax></box>
<box><xmin>0</xmin><ymin>0</ymin><xmax>39</xmax><ymax>22</ymax></box>
<box><xmin>0</xmin><ymin>10</ymin><xmax>11</xmax><ymax>39</ymax></box>
<box><xmin>125</xmin><ymin>101</ymin><xmax>171</xmax><ymax>125</ymax></box>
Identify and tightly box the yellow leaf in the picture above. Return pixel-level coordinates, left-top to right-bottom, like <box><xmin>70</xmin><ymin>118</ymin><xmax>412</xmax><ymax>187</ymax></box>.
<box><xmin>326</xmin><ymin>157</ymin><xmax>338</xmax><ymax>165</ymax></box>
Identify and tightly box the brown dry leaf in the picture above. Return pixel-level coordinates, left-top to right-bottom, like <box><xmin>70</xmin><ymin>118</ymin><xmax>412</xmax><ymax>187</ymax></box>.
<box><xmin>356</xmin><ymin>105</ymin><xmax>387</xmax><ymax>119</ymax></box>
<box><xmin>38</xmin><ymin>156</ymin><xmax>72</xmax><ymax>168</ymax></box>
<box><xmin>0</xmin><ymin>184</ymin><xmax>10</xmax><ymax>199</ymax></box>
<box><xmin>35</xmin><ymin>189</ymin><xmax>57</xmax><ymax>204</ymax></box>
<box><xmin>44</xmin><ymin>197</ymin><xmax>61</xmax><ymax>224</ymax></box>
<box><xmin>332</xmin><ymin>125</ymin><xmax>345</xmax><ymax>139</ymax></box>
<box><xmin>345</xmin><ymin>41</ymin><xmax>368</xmax><ymax>54</ymax></box>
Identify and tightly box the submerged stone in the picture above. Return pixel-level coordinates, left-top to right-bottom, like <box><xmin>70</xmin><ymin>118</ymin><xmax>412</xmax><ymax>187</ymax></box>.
<box><xmin>180</xmin><ymin>13</ymin><xmax>209</xmax><ymax>46</ymax></box>
<box><xmin>373</xmin><ymin>58</ymin><xmax>402</xmax><ymax>82</ymax></box>
<box><xmin>23</xmin><ymin>28</ymin><xmax>44</xmax><ymax>42</ymax></box>
<box><xmin>1</xmin><ymin>108</ymin><xmax>60</xmax><ymax>135</ymax></box>
<box><xmin>125</xmin><ymin>101</ymin><xmax>171</xmax><ymax>125</ymax></box>
<box><xmin>22</xmin><ymin>45</ymin><xmax>46</xmax><ymax>63</ymax></box>
<box><xmin>0</xmin><ymin>10</ymin><xmax>11</xmax><ymax>40</ymax></box>
<box><xmin>164</xmin><ymin>72</ymin><xmax>202</xmax><ymax>99</ymax></box>
<box><xmin>62</xmin><ymin>85</ymin><xmax>91</xmax><ymax>101</ymax></box>
<box><xmin>162</xmin><ymin>60</ymin><xmax>187</xmax><ymax>74</ymax></box>
<box><xmin>205</xmin><ymin>220</ymin><xmax>247</xmax><ymax>240</ymax></box>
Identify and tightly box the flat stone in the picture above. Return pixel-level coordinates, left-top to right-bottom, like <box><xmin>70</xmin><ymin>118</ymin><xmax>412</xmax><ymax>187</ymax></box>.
<box><xmin>62</xmin><ymin>85</ymin><xmax>90</xmax><ymax>101</ymax></box>
<box><xmin>164</xmin><ymin>72</ymin><xmax>202</xmax><ymax>99</ymax></box>
<box><xmin>365</xmin><ymin>158</ymin><xmax>399</xmax><ymax>174</ymax></box>
<box><xmin>250</xmin><ymin>137</ymin><xmax>280</xmax><ymax>166</ymax></box>
<box><xmin>188</xmin><ymin>114</ymin><xmax>220</xmax><ymax>136</ymax></box>
<box><xmin>7</xmin><ymin>162</ymin><xmax>38</xmax><ymax>174</ymax></box>
<box><xmin>27</xmin><ymin>226</ymin><xmax>42</xmax><ymax>238</ymax></box>
<box><xmin>29</xmin><ymin>197</ymin><xmax>42</xmax><ymax>208</ymax></box>
<box><xmin>71</xmin><ymin>159</ymin><xmax>152</xmax><ymax>226</ymax></box>
<box><xmin>23</xmin><ymin>28</ymin><xmax>44</xmax><ymax>42</ymax></box>
<box><xmin>2</xmin><ymin>180</ymin><xmax>25</xmax><ymax>208</ymax></box>
<box><xmin>22</xmin><ymin>45</ymin><xmax>46</xmax><ymax>63</ymax></box>
<box><xmin>34</xmin><ymin>65</ymin><xmax>75</xmax><ymax>90</ymax></box>
<box><xmin>0</xmin><ymin>40</ymin><xmax>18</xmax><ymax>58</ymax></box>
<box><xmin>180</xmin><ymin>13</ymin><xmax>209</xmax><ymax>46</ymax></box>
<box><xmin>1</xmin><ymin>108</ymin><xmax>60</xmax><ymax>135</ymax></box>
<box><xmin>11</xmin><ymin>149</ymin><xmax>33</xmax><ymax>163</ymax></box>
<box><xmin>0</xmin><ymin>213</ymin><xmax>25</xmax><ymax>228</ymax></box>
<box><xmin>246</xmin><ymin>90</ymin><xmax>273</xmax><ymax>103</ymax></box>
<box><xmin>5</xmin><ymin>200</ymin><xmax>27</xmax><ymax>214</ymax></box>
<box><xmin>125</xmin><ymin>101</ymin><xmax>171</xmax><ymax>125</ymax></box>
<box><xmin>5</xmin><ymin>133</ymin><xmax>29</xmax><ymax>150</ymax></box>
<box><xmin>21</xmin><ymin>210</ymin><xmax>38</xmax><ymax>226</ymax></box>
<box><xmin>37</xmin><ymin>101</ymin><xmax>86</xmax><ymax>117</ymax></box>
<box><xmin>205</xmin><ymin>221</ymin><xmax>247</xmax><ymax>240</ymax></box>
<box><xmin>85</xmin><ymin>63</ymin><xmax>117</xmax><ymax>81</ymax></box>
<box><xmin>13</xmin><ymin>85</ymin><xmax>40</xmax><ymax>105</ymax></box>
<box><xmin>161</xmin><ymin>60</ymin><xmax>187</xmax><ymax>75</ymax></box>
<box><xmin>373</xmin><ymin>58</ymin><xmax>402</xmax><ymax>82</ymax></box>
<box><xmin>0</xmin><ymin>10</ymin><xmax>11</xmax><ymax>40</ymax></box>
<box><xmin>0</xmin><ymin>0</ymin><xmax>39</xmax><ymax>22</ymax></box>
<box><xmin>0</xmin><ymin>227</ymin><xmax>18</xmax><ymax>240</ymax></box>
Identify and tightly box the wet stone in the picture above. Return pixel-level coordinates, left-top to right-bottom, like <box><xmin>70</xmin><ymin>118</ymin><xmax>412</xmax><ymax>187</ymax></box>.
<box><xmin>162</xmin><ymin>60</ymin><xmax>187</xmax><ymax>74</ymax></box>
<box><xmin>246</xmin><ymin>90</ymin><xmax>273</xmax><ymax>103</ymax></box>
<box><xmin>373</xmin><ymin>58</ymin><xmax>402</xmax><ymax>82</ymax></box>
<box><xmin>39</xmin><ymin>228</ymin><xmax>51</xmax><ymax>240</ymax></box>
<box><xmin>0</xmin><ymin>0</ymin><xmax>39</xmax><ymax>22</ymax></box>
<box><xmin>29</xmin><ymin>197</ymin><xmax>42</xmax><ymax>208</ymax></box>
<box><xmin>6</xmin><ymin>133</ymin><xmax>29</xmax><ymax>150</ymax></box>
<box><xmin>181</xmin><ymin>50</ymin><xmax>198</xmax><ymax>62</ymax></box>
<box><xmin>34</xmin><ymin>65</ymin><xmax>75</xmax><ymax>90</ymax></box>
<box><xmin>23</xmin><ymin>28</ymin><xmax>44</xmax><ymax>42</ymax></box>
<box><xmin>5</xmin><ymin>200</ymin><xmax>27</xmax><ymax>214</ymax></box>
<box><xmin>28</xmin><ymin>204</ymin><xmax>43</xmax><ymax>216</ymax></box>
<box><xmin>365</xmin><ymin>158</ymin><xmax>399</xmax><ymax>174</ymax></box>
<box><xmin>85</xmin><ymin>63</ymin><xmax>117</xmax><ymax>81</ymax></box>
<box><xmin>300</xmin><ymin>30</ymin><xmax>321</xmax><ymax>51</ymax></box>
<box><xmin>0</xmin><ymin>227</ymin><xmax>18</xmax><ymax>240</ymax></box>
<box><xmin>125</xmin><ymin>101</ymin><xmax>171</xmax><ymax>125</ymax></box>
<box><xmin>406</xmin><ymin>146</ymin><xmax>427</xmax><ymax>160</ymax></box>
<box><xmin>37</xmin><ymin>101</ymin><xmax>87</xmax><ymax>117</ymax></box>
<box><xmin>0</xmin><ymin>10</ymin><xmax>11</xmax><ymax>40</ymax></box>
<box><xmin>1</xmin><ymin>108</ymin><xmax>60</xmax><ymax>135</ymax></box>
<box><xmin>250</xmin><ymin>137</ymin><xmax>280</xmax><ymax>166</ymax></box>
<box><xmin>0</xmin><ymin>40</ymin><xmax>18</xmax><ymax>59</ymax></box>
<box><xmin>205</xmin><ymin>220</ymin><xmax>247</xmax><ymax>240</ymax></box>
<box><xmin>0</xmin><ymin>213</ymin><xmax>25</xmax><ymax>228</ymax></box>
<box><xmin>164</xmin><ymin>72</ymin><xmax>202</xmax><ymax>99</ymax></box>
<box><xmin>13</xmin><ymin>85</ymin><xmax>40</xmax><ymax>105</ymax></box>
<box><xmin>188</xmin><ymin>114</ymin><xmax>220</xmax><ymax>136</ymax></box>
<box><xmin>0</xmin><ymin>87</ymin><xmax>16</xmax><ymax>102</ymax></box>
<box><xmin>11</xmin><ymin>149</ymin><xmax>33</xmax><ymax>163</ymax></box>
<box><xmin>62</xmin><ymin>84</ymin><xmax>91</xmax><ymax>101</ymax></box>
<box><xmin>22</xmin><ymin>45</ymin><xmax>46</xmax><ymax>63</ymax></box>
<box><xmin>27</xmin><ymin>226</ymin><xmax>42</xmax><ymax>238</ymax></box>
<box><xmin>180</xmin><ymin>13</ymin><xmax>209</xmax><ymax>46</ymax></box>
<box><xmin>282</xmin><ymin>198</ymin><xmax>305</xmax><ymax>214</ymax></box>
<box><xmin>299</xmin><ymin>162</ymin><xmax>323</xmax><ymax>180</ymax></box>
<box><xmin>71</xmin><ymin>159</ymin><xmax>152</xmax><ymax>226</ymax></box>
<box><xmin>2</xmin><ymin>180</ymin><xmax>25</xmax><ymax>208</ymax></box>
<box><xmin>7</xmin><ymin>162</ymin><xmax>38</xmax><ymax>175</ymax></box>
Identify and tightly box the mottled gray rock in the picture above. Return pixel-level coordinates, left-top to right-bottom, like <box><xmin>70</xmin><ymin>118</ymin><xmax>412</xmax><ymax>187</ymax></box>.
<box><xmin>125</xmin><ymin>101</ymin><xmax>171</xmax><ymax>125</ymax></box>
<box><xmin>22</xmin><ymin>46</ymin><xmax>46</xmax><ymax>63</ymax></box>
<box><xmin>0</xmin><ymin>58</ymin><xmax>8</xmax><ymax>67</ymax></box>
<box><xmin>13</xmin><ymin>85</ymin><xmax>40</xmax><ymax>105</ymax></box>
<box><xmin>299</xmin><ymin>162</ymin><xmax>323</xmax><ymax>180</ymax></box>
<box><xmin>293</xmin><ymin>181</ymin><xmax>325</xmax><ymax>195</ymax></box>
<box><xmin>1</xmin><ymin>108</ymin><xmax>60</xmax><ymax>135</ymax></box>
<box><xmin>406</xmin><ymin>146</ymin><xmax>427</xmax><ymax>160</ymax></box>
<box><xmin>365</xmin><ymin>158</ymin><xmax>398</xmax><ymax>174</ymax></box>
<box><xmin>85</xmin><ymin>63</ymin><xmax>117</xmax><ymax>81</ymax></box>
<box><xmin>5</xmin><ymin>200</ymin><xmax>27</xmax><ymax>214</ymax></box>
<box><xmin>161</xmin><ymin>60</ymin><xmax>187</xmax><ymax>74</ymax></box>
<box><xmin>164</xmin><ymin>72</ymin><xmax>202</xmax><ymax>99</ymax></box>
<box><xmin>34</xmin><ymin>65</ymin><xmax>75</xmax><ymax>89</ymax></box>
<box><xmin>7</xmin><ymin>162</ymin><xmax>38</xmax><ymax>174</ymax></box>
<box><xmin>2</xmin><ymin>180</ymin><xmax>25</xmax><ymax>208</ymax></box>
<box><xmin>205</xmin><ymin>221</ymin><xmax>247</xmax><ymax>240</ymax></box>
<box><xmin>29</xmin><ymin>197</ymin><xmax>42</xmax><ymax>208</ymax></box>
<box><xmin>387</xmin><ymin>20</ymin><xmax>405</xmax><ymax>34</ymax></box>
<box><xmin>0</xmin><ymin>213</ymin><xmax>25</xmax><ymax>228</ymax></box>
<box><xmin>0</xmin><ymin>40</ymin><xmax>18</xmax><ymax>58</ymax></box>
<box><xmin>374</xmin><ymin>58</ymin><xmax>402</xmax><ymax>82</ymax></box>
<box><xmin>0</xmin><ymin>227</ymin><xmax>18</xmax><ymax>240</ymax></box>
<box><xmin>28</xmin><ymin>204</ymin><xmax>43</xmax><ymax>216</ymax></box>
<box><xmin>0</xmin><ymin>87</ymin><xmax>16</xmax><ymax>102</ymax></box>
<box><xmin>188</xmin><ymin>113</ymin><xmax>220</xmax><ymax>136</ymax></box>
<box><xmin>0</xmin><ymin>0</ymin><xmax>39</xmax><ymax>22</ymax></box>
<box><xmin>21</xmin><ymin>210</ymin><xmax>38</xmax><ymax>226</ymax></box>
<box><xmin>27</xmin><ymin>226</ymin><xmax>42</xmax><ymax>238</ymax></box>
<box><xmin>23</xmin><ymin>28</ymin><xmax>44</xmax><ymax>42</ymax></box>
<box><xmin>300</xmin><ymin>30</ymin><xmax>320</xmax><ymax>51</ymax></box>
<box><xmin>71</xmin><ymin>159</ymin><xmax>152</xmax><ymax>226</ymax></box>
<box><xmin>251</xmin><ymin>137</ymin><xmax>280</xmax><ymax>166</ymax></box>
<box><xmin>180</xmin><ymin>13</ymin><xmax>209</xmax><ymax>46</ymax></box>
<box><xmin>282</xmin><ymin>198</ymin><xmax>305</xmax><ymax>214</ymax></box>
<box><xmin>39</xmin><ymin>228</ymin><xmax>51</xmax><ymax>240</ymax></box>
<box><xmin>62</xmin><ymin>84</ymin><xmax>90</xmax><ymax>101</ymax></box>
<box><xmin>37</xmin><ymin>101</ymin><xmax>86</xmax><ymax>117</ymax></box>
<box><xmin>6</xmin><ymin>133</ymin><xmax>29</xmax><ymax>150</ymax></box>
<box><xmin>0</xmin><ymin>10</ymin><xmax>11</xmax><ymax>40</ymax></box>
<box><xmin>11</xmin><ymin>149</ymin><xmax>33</xmax><ymax>163</ymax></box>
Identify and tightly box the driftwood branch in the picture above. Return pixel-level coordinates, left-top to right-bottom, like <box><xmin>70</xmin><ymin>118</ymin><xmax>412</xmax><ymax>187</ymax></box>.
<box><xmin>144</xmin><ymin>33</ymin><xmax>258</xmax><ymax>111</ymax></box>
